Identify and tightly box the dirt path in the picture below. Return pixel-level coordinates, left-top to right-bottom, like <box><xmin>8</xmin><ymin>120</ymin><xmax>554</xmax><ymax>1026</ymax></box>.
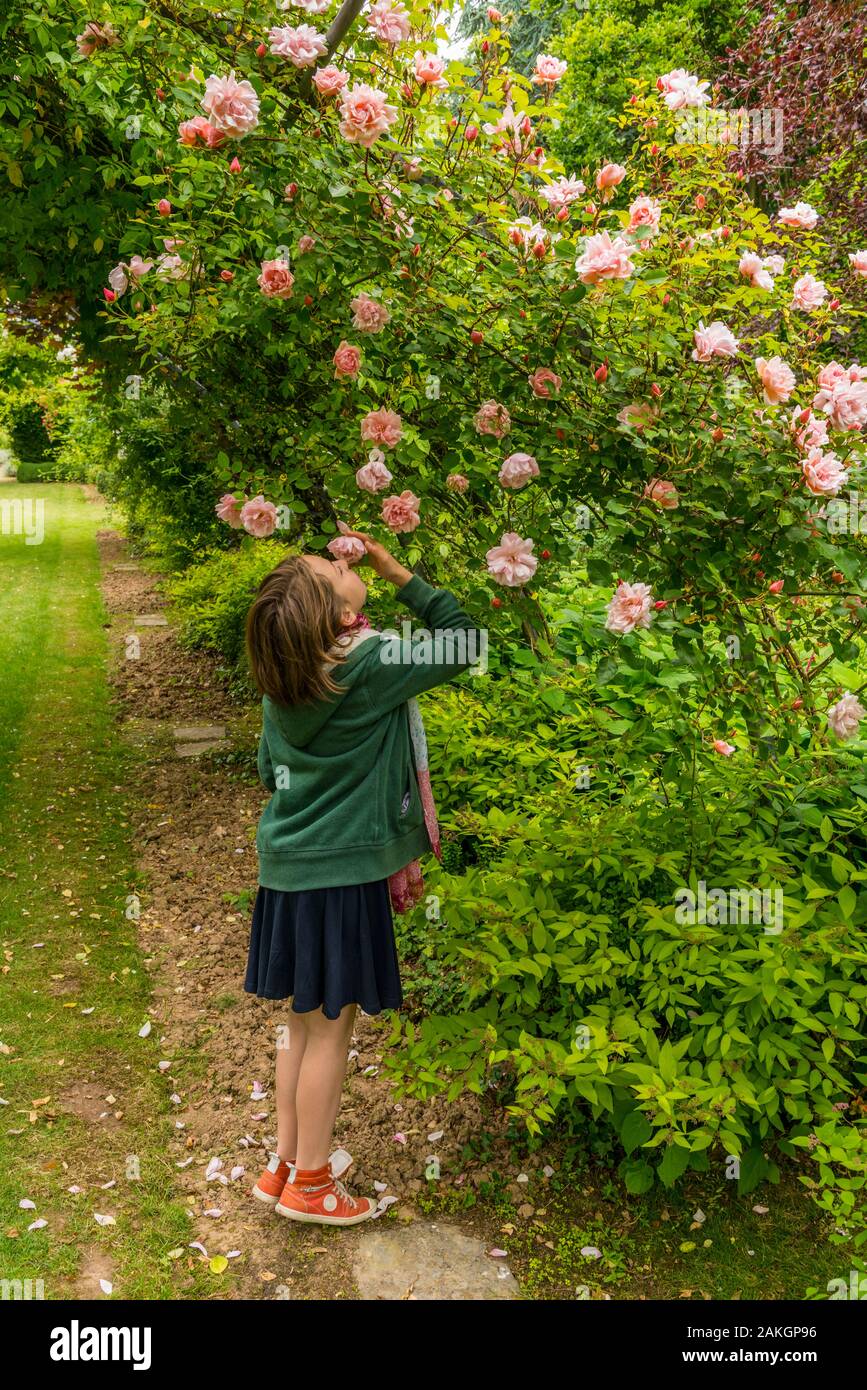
<box><xmin>97</xmin><ymin>527</ymin><xmax>529</xmax><ymax>1299</ymax></box>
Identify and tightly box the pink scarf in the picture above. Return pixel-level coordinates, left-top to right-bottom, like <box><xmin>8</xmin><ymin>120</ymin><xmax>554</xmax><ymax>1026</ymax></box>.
<box><xmin>334</xmin><ymin>613</ymin><xmax>441</xmax><ymax>913</ymax></box>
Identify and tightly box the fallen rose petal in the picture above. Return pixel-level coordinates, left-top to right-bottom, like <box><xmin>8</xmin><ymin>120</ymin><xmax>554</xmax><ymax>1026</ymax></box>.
<box><xmin>18</xmin><ymin>1199</ymin><xmax>36</xmax><ymax>1210</ymax></box>
<box><xmin>99</xmin><ymin>1279</ymin><xmax>113</xmax><ymax>1295</ymax></box>
<box><xmin>427</xmin><ymin>1130</ymin><xmax>444</xmax><ymax>1143</ymax></box>
<box><xmin>189</xmin><ymin>1241</ymin><xmax>208</xmax><ymax>1257</ymax></box>
<box><xmin>488</xmin><ymin>1247</ymin><xmax>508</xmax><ymax>1258</ymax></box>
<box><xmin>581</xmin><ymin>1246</ymin><xmax>601</xmax><ymax>1259</ymax></box>
<box><xmin>94</xmin><ymin>1213</ymin><xmax>116</xmax><ymax>1227</ymax></box>
<box><xmin>138</xmin><ymin>1021</ymin><xmax>152</xmax><ymax>1038</ymax></box>
<box><xmin>28</xmin><ymin>1218</ymin><xmax>48</xmax><ymax>1231</ymax></box>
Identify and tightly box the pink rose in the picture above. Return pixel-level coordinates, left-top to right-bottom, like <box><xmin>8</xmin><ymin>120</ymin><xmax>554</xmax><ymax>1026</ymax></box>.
<box><xmin>350</xmin><ymin>292</ymin><xmax>390</xmax><ymax>333</ymax></box>
<box><xmin>258</xmin><ymin>259</ymin><xmax>295</xmax><ymax>298</ymax></box>
<box><xmin>713</xmin><ymin>739</ymin><xmax>736</xmax><ymax>757</ymax></box>
<box><xmin>215</xmin><ymin>493</ymin><xmax>244</xmax><ymax>527</ymax></box>
<box><xmin>755</xmin><ymin>355</ymin><xmax>796</xmax><ymax>405</ymax></box>
<box><xmin>790</xmin><ymin>407</ymin><xmax>829</xmax><ymax>452</ymax></box>
<box><xmin>75</xmin><ymin>22</ymin><xmax>119</xmax><ymax>56</ymax></box>
<box><xmin>127</xmin><ymin>254</ymin><xmax>154</xmax><ymax>279</ymax></box>
<box><xmin>605</xmin><ymin>581</ymin><xmax>654</xmax><ymax>635</ymax></box>
<box><xmin>738</xmin><ymin>251</ymin><xmax>774</xmax><ymax>291</ymax></box>
<box><xmin>849</xmin><ymin>250</ymin><xmax>867</xmax><ymax>278</ymax></box>
<box><xmin>627</xmin><ymin>195</ymin><xmax>662</xmax><ymax>238</ymax></box>
<box><xmin>446</xmin><ymin>473</ymin><xmax>469</xmax><ymax>493</ymax></box>
<box><xmin>575</xmin><ymin>231</ymin><xmax>635</xmax><ymax>284</ymax></box>
<box><xmin>528</xmin><ymin>367</ymin><xmax>562</xmax><ymax>398</ymax></box>
<box><xmin>486</xmin><ymin>532</ymin><xmax>538</xmax><ymax>587</ymax></box>
<box><xmin>333</xmin><ymin>341</ymin><xmax>362</xmax><ymax>379</ymax></box>
<box><xmin>594</xmin><ymin>163</ymin><xmax>626</xmax><ymax>201</ymax></box>
<box><xmin>313</xmin><ymin>65</ymin><xmax>349</xmax><ymax>96</ymax></box>
<box><xmin>361</xmin><ymin>408</ymin><xmax>402</xmax><ymax>449</ymax></box>
<box><xmin>239</xmin><ymin>495</ymin><xmax>278</xmax><ymax>538</ymax></box>
<box><xmin>815</xmin><ymin>376</ymin><xmax>867</xmax><ymax>431</ymax></box>
<box><xmin>539</xmin><ymin>175</ymin><xmax>586</xmax><ymax>210</ymax></box>
<box><xmin>355</xmin><ymin>451</ymin><xmax>393</xmax><ymax>492</ymax></box>
<box><xmin>268</xmin><ymin>24</ymin><xmax>327</xmax><ymax>67</ymax></box>
<box><xmin>201</xmin><ymin>70</ymin><xmax>260</xmax><ymax>137</ymax></box>
<box><xmin>643</xmin><ymin>478</ymin><xmax>678</xmax><ymax>509</ymax></box>
<box><xmin>691</xmin><ymin>320</ymin><xmax>740</xmax><ymax>361</ymax></box>
<box><xmin>499</xmin><ymin>452</ymin><xmax>539</xmax><ymax>489</ymax></box>
<box><xmin>791</xmin><ymin>273</ymin><xmax>827</xmax><ymax>311</ymax></box>
<box><xmin>413</xmin><ymin>51</ymin><xmax>448</xmax><ymax>88</ymax></box>
<box><xmin>617</xmin><ymin>402</ymin><xmax>659</xmax><ymax>431</ymax></box>
<box><xmin>298</xmin><ymin>235</ymin><xmax>316</xmax><ymax>254</ymax></box>
<box><xmin>656</xmin><ymin>69</ymin><xmax>710</xmax><ymax>110</ymax></box>
<box><xmin>108</xmin><ymin>264</ymin><xmax>128</xmax><ymax>296</ymax></box>
<box><xmin>381</xmin><ymin>491</ymin><xmax>421</xmax><ymax>533</ymax></box>
<box><xmin>817</xmin><ymin>361</ymin><xmax>850</xmax><ymax>393</ymax></box>
<box><xmin>473</xmin><ymin>399</ymin><xmax>511</xmax><ymax>438</ymax></box>
<box><xmin>777</xmin><ymin>201</ymin><xmax>819</xmax><ymax>230</ymax></box>
<box><xmin>531</xmin><ymin>54</ymin><xmax>567</xmax><ymax>88</ymax></box>
<box><xmin>827</xmin><ymin>692</ymin><xmax>866</xmax><ymax>741</ymax></box>
<box><xmin>327</xmin><ymin>535</ymin><xmax>366</xmax><ymax>561</ymax></box>
<box><xmin>178</xmin><ymin>115</ymin><xmax>226</xmax><ymax>148</ymax></box>
<box><xmin>338</xmin><ymin>83</ymin><xmax>398</xmax><ymax>148</ymax></box>
<box><xmin>366</xmin><ymin>0</ymin><xmax>411</xmax><ymax>44</ymax></box>
<box><xmin>802</xmin><ymin>448</ymin><xmax>849</xmax><ymax>496</ymax></box>
<box><xmin>764</xmin><ymin>254</ymin><xmax>785</xmax><ymax>276</ymax></box>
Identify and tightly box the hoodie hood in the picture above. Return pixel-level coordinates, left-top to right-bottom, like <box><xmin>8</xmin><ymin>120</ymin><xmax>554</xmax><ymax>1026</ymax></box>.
<box><xmin>265</xmin><ymin>628</ymin><xmax>381</xmax><ymax>750</ymax></box>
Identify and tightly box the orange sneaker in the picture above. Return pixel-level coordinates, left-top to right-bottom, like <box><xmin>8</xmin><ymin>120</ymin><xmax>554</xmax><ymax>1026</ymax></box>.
<box><xmin>252</xmin><ymin>1153</ymin><xmax>295</xmax><ymax>1206</ymax></box>
<box><xmin>275</xmin><ymin>1163</ymin><xmax>376</xmax><ymax>1227</ymax></box>
<box><xmin>252</xmin><ymin>1148</ymin><xmax>354</xmax><ymax>1207</ymax></box>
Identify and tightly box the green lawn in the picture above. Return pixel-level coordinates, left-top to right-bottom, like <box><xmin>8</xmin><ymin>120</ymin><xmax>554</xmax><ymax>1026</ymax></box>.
<box><xmin>0</xmin><ymin>483</ymin><xmax>208</xmax><ymax>1299</ymax></box>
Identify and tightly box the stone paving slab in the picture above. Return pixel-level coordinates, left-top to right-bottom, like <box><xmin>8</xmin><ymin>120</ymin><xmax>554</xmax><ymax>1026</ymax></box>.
<box><xmin>351</xmin><ymin>1221</ymin><xmax>521</xmax><ymax>1301</ymax></box>
<box><xmin>175</xmin><ymin>740</ymin><xmax>225</xmax><ymax>758</ymax></box>
<box><xmin>173</xmin><ymin>725</ymin><xmax>227</xmax><ymax>742</ymax></box>
<box><xmin>112</xmin><ymin>564</ymin><xmax>142</xmax><ymax>572</ymax></box>
<box><xmin>133</xmin><ymin>614</ymin><xmax>168</xmax><ymax>627</ymax></box>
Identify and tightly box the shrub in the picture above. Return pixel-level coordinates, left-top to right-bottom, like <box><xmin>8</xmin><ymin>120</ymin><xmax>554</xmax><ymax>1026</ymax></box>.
<box><xmin>15</xmin><ymin>459</ymin><xmax>51</xmax><ymax>483</ymax></box>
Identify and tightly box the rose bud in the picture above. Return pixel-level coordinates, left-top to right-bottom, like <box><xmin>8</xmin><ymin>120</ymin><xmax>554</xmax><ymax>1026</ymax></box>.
<box><xmin>481</xmin><ymin>40</ymin><xmax>489</xmax><ymax>54</ymax></box>
<box><xmin>531</xmin><ymin>240</ymin><xmax>547</xmax><ymax>259</ymax></box>
<box><xmin>465</xmin><ymin>125</ymin><xmax>479</xmax><ymax>142</ymax></box>
<box><xmin>653</xmin><ymin>600</ymin><xmax>668</xmax><ymax>610</ymax></box>
<box><xmin>556</xmin><ymin>428</ymin><xmax>565</xmax><ymax>441</ymax></box>
<box><xmin>791</xmin><ymin>697</ymin><xmax>803</xmax><ymax>709</ymax></box>
<box><xmin>712</xmin><ymin>427</ymin><xmax>724</xmax><ymax>442</ymax></box>
<box><xmin>449</xmin><ymin>116</ymin><xmax>458</xmax><ymax>128</ymax></box>
<box><xmin>157</xmin><ymin>199</ymin><xmax>172</xmax><ymax>216</ymax></box>
<box><xmin>229</xmin><ymin>156</ymin><xmax>241</xmax><ymax>173</ymax></box>
<box><xmin>303</xmin><ymin>294</ymin><xmax>313</xmax><ymax>306</ymax></box>
<box><xmin>594</xmin><ymin>363</ymin><xmax>608</xmax><ymax>383</ymax></box>
<box><xmin>491</xmin><ymin>596</ymin><xmax>502</xmax><ymax>608</ymax></box>
<box><xmin>695</xmin><ymin>194</ymin><xmax>706</xmax><ymax>210</ymax></box>
<box><xmin>720</xmin><ymin>225</ymin><xmax>731</xmax><ymax>240</ymax></box>
<box><xmin>156</xmin><ymin>88</ymin><xmax>165</xmax><ymax>101</ymax></box>
<box><xmin>285</xmin><ymin>182</ymin><xmax>298</xmax><ymax>200</ymax></box>
<box><xmin>662</xmin><ymin>293</ymin><xmax>671</xmax><ymax>306</ymax></box>
<box><xmin>102</xmin><ymin>288</ymin><xmax>116</xmax><ymax>302</ymax></box>
<box><xmin>521</xmin><ymin>116</ymin><xmax>532</xmax><ymax>136</ymax></box>
<box><xmin>556</xmin><ymin>207</ymin><xmax>569</xmax><ymax>222</ymax></box>
<box><xmin>651</xmin><ymin>382</ymin><xmax>662</xmax><ymax>398</ymax></box>
<box><xmin>470</xmin><ymin>329</ymin><xmax>484</xmax><ymax>344</ymax></box>
<box><xmin>650</xmin><ymin>143</ymin><xmax>660</xmax><ymax>156</ymax></box>
<box><xmin>256</xmin><ymin>42</ymin><xmax>266</xmax><ymax>57</ymax></box>
<box><xmin>832</xmin><ymin>571</ymin><xmax>845</xmax><ymax>583</ymax></box>
<box><xmin>584</xmin><ymin>201</ymin><xmax>597</xmax><ymax>216</ymax></box>
<box><xmin>830</xmin><ymin>297</ymin><xmax>840</xmax><ymax>310</ymax></box>
<box><xmin>519</xmin><ymin>309</ymin><xmax>526</xmax><ymax>318</ymax></box>
<box><xmin>656</xmin><ymin>76</ymin><xmax>665</xmax><ymax>91</ymax></box>
<box><xmin>769</xmin><ymin>579</ymin><xmax>784</xmax><ymax>593</ymax></box>
<box><xmin>412</xmin><ymin>243</ymin><xmax>420</xmax><ymax>257</ymax></box>
<box><xmin>541</xmin><ymin>549</ymin><xmax>551</xmax><ymax>560</ymax></box>
<box><xmin>220</xmin><ymin>270</ymin><xmax>234</xmax><ymax>282</ymax></box>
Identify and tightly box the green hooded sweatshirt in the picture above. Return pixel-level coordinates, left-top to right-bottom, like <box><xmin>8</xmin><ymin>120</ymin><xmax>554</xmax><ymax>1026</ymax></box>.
<box><xmin>255</xmin><ymin>574</ymin><xmax>484</xmax><ymax>891</ymax></box>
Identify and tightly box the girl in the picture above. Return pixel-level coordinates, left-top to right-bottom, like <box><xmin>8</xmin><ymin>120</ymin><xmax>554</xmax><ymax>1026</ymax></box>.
<box><xmin>243</xmin><ymin>529</ymin><xmax>482</xmax><ymax>1226</ymax></box>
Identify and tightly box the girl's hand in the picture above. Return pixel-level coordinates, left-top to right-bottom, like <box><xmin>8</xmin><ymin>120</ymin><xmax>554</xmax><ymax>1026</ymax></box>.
<box><xmin>338</xmin><ymin>527</ymin><xmax>413</xmax><ymax>588</ymax></box>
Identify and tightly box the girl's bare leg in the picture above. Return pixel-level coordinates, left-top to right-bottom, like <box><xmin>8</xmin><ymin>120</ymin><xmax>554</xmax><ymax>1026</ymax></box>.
<box><xmin>275</xmin><ymin>1008</ymin><xmax>308</xmax><ymax>1163</ymax></box>
<box><xmin>293</xmin><ymin>1002</ymin><xmax>358</xmax><ymax>1171</ymax></box>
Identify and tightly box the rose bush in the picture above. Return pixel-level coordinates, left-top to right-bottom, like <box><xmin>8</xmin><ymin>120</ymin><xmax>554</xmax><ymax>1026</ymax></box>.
<box><xmin>3</xmin><ymin>2</ymin><xmax>867</xmax><ymax>1247</ymax></box>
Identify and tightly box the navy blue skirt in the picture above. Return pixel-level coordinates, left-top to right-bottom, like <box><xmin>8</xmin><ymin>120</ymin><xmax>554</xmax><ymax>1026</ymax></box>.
<box><xmin>244</xmin><ymin>880</ymin><xmax>403</xmax><ymax>1020</ymax></box>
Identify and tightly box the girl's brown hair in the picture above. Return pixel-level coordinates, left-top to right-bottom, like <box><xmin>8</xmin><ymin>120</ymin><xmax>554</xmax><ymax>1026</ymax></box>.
<box><xmin>245</xmin><ymin>555</ymin><xmax>348</xmax><ymax>706</ymax></box>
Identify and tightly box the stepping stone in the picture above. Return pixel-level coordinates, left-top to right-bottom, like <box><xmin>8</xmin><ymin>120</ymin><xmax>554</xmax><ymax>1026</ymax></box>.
<box><xmin>173</xmin><ymin>725</ymin><xmax>226</xmax><ymax>743</ymax></box>
<box><xmin>351</xmin><ymin>1221</ymin><xmax>520</xmax><ymax>1301</ymax></box>
<box><xmin>133</xmin><ymin>614</ymin><xmax>168</xmax><ymax>627</ymax></box>
<box><xmin>113</xmin><ymin>564</ymin><xmax>142</xmax><ymax>573</ymax></box>
<box><xmin>175</xmin><ymin>741</ymin><xmax>224</xmax><ymax>757</ymax></box>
